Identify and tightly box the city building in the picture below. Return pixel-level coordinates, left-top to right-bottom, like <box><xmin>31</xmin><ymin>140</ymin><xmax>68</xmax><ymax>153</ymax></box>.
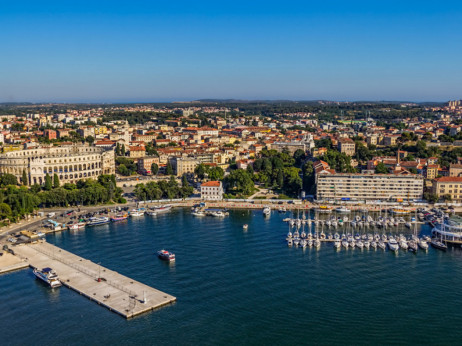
<box><xmin>432</xmin><ymin>177</ymin><xmax>462</xmax><ymax>202</ymax></box>
<box><xmin>173</xmin><ymin>157</ymin><xmax>199</xmax><ymax>176</ymax></box>
<box><xmin>337</xmin><ymin>138</ymin><xmax>355</xmax><ymax>156</ymax></box>
<box><xmin>0</xmin><ymin>145</ymin><xmax>115</xmax><ymax>185</ymax></box>
<box><xmin>200</xmin><ymin>181</ymin><xmax>223</xmax><ymax>200</ymax></box>
<box><xmin>137</xmin><ymin>156</ymin><xmax>160</xmax><ymax>174</ymax></box>
<box><xmin>316</xmin><ymin>172</ymin><xmax>423</xmax><ymax>202</ymax></box>
<box><xmin>449</xmin><ymin>163</ymin><xmax>462</xmax><ymax>177</ymax></box>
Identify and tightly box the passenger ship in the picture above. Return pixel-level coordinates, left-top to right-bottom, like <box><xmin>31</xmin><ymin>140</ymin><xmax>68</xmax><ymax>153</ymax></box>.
<box><xmin>432</xmin><ymin>216</ymin><xmax>462</xmax><ymax>245</ymax></box>
<box><xmin>86</xmin><ymin>216</ymin><xmax>110</xmax><ymax>226</ymax></box>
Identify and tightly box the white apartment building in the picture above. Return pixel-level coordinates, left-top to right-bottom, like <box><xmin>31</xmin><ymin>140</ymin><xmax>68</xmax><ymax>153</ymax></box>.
<box><xmin>316</xmin><ymin>173</ymin><xmax>423</xmax><ymax>202</ymax></box>
<box><xmin>200</xmin><ymin>181</ymin><xmax>224</xmax><ymax>200</ymax></box>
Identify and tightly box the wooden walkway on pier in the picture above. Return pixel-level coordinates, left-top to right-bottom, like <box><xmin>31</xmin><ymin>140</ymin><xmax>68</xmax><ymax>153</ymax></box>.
<box><xmin>12</xmin><ymin>241</ymin><xmax>176</xmax><ymax>319</ymax></box>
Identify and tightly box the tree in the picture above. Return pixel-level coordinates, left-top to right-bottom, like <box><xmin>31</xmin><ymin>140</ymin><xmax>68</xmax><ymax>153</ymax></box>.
<box><xmin>22</xmin><ymin>170</ymin><xmax>28</xmax><ymax>186</ymax></box>
<box><xmin>121</xmin><ymin>144</ymin><xmax>126</xmax><ymax>156</ymax></box>
<box><xmin>85</xmin><ymin>136</ymin><xmax>95</xmax><ymax>145</ymax></box>
<box><xmin>293</xmin><ymin>149</ymin><xmax>306</xmax><ymax>167</ymax></box>
<box><xmin>53</xmin><ymin>174</ymin><xmax>60</xmax><ymax>188</ymax></box>
<box><xmin>44</xmin><ymin>173</ymin><xmax>52</xmax><ymax>191</ymax></box>
<box><xmin>375</xmin><ymin>162</ymin><xmax>389</xmax><ymax>174</ymax></box>
<box><xmin>0</xmin><ymin>173</ymin><xmax>18</xmax><ymax>186</ymax></box>
<box><xmin>151</xmin><ymin>163</ymin><xmax>159</xmax><ymax>175</ymax></box>
<box><xmin>194</xmin><ymin>164</ymin><xmax>207</xmax><ymax>179</ymax></box>
<box><xmin>208</xmin><ymin>166</ymin><xmax>224</xmax><ymax>181</ymax></box>
<box><xmin>165</xmin><ymin>161</ymin><xmax>174</xmax><ymax>175</ymax></box>
<box><xmin>224</xmin><ymin>169</ymin><xmax>255</xmax><ymax>196</ymax></box>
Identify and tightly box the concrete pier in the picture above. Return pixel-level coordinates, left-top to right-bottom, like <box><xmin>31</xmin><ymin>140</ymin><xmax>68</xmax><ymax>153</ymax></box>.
<box><xmin>12</xmin><ymin>241</ymin><xmax>176</xmax><ymax>318</ymax></box>
<box><xmin>0</xmin><ymin>252</ymin><xmax>29</xmax><ymax>274</ymax></box>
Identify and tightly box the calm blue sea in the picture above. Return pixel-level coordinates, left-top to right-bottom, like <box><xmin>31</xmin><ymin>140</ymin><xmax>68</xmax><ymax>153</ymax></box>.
<box><xmin>2</xmin><ymin>209</ymin><xmax>462</xmax><ymax>345</ymax></box>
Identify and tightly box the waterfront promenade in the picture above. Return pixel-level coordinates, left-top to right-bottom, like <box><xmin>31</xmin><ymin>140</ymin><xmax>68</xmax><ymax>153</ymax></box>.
<box><xmin>12</xmin><ymin>241</ymin><xmax>176</xmax><ymax>318</ymax></box>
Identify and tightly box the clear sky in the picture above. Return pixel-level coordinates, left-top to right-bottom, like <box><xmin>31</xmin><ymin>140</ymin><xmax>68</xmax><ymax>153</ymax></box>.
<box><xmin>1</xmin><ymin>0</ymin><xmax>461</xmax><ymax>103</ymax></box>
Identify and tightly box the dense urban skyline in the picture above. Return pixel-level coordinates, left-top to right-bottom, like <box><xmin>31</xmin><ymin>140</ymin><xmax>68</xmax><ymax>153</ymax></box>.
<box><xmin>1</xmin><ymin>0</ymin><xmax>462</xmax><ymax>102</ymax></box>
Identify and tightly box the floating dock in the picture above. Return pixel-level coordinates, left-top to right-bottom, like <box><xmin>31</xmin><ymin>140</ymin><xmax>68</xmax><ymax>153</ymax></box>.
<box><xmin>12</xmin><ymin>241</ymin><xmax>176</xmax><ymax>318</ymax></box>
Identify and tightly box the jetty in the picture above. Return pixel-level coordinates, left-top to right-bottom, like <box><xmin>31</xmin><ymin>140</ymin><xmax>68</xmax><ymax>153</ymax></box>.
<box><xmin>12</xmin><ymin>241</ymin><xmax>176</xmax><ymax>319</ymax></box>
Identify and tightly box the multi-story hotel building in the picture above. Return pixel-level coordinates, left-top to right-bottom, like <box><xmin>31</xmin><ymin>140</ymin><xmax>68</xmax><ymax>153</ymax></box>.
<box><xmin>0</xmin><ymin>145</ymin><xmax>115</xmax><ymax>185</ymax></box>
<box><xmin>316</xmin><ymin>173</ymin><xmax>424</xmax><ymax>202</ymax></box>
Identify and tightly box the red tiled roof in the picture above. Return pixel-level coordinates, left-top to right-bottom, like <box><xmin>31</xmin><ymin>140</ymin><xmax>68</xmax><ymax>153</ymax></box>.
<box><xmin>201</xmin><ymin>181</ymin><xmax>221</xmax><ymax>187</ymax></box>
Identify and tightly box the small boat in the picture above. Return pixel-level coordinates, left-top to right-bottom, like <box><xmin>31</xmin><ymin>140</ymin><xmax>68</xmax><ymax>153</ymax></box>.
<box><xmin>356</xmin><ymin>240</ymin><xmax>364</xmax><ymax>249</ymax></box>
<box><xmin>378</xmin><ymin>240</ymin><xmax>386</xmax><ymax>250</ymax></box>
<box><xmin>399</xmin><ymin>240</ymin><xmax>409</xmax><ymax>250</ymax></box>
<box><xmin>335</xmin><ymin>207</ymin><xmax>351</xmax><ymax>213</ymax></box>
<box><xmin>314</xmin><ymin>239</ymin><xmax>321</xmax><ymax>249</ymax></box>
<box><xmin>191</xmin><ymin>210</ymin><xmax>206</xmax><ymax>217</ymax></box>
<box><xmin>243</xmin><ymin>224</ymin><xmax>248</xmax><ymax>230</ymax></box>
<box><xmin>431</xmin><ymin>239</ymin><xmax>447</xmax><ymax>251</ymax></box>
<box><xmin>111</xmin><ymin>213</ymin><xmax>128</xmax><ymax>222</ymax></box>
<box><xmin>157</xmin><ymin>249</ymin><xmax>175</xmax><ymax>262</ymax></box>
<box><xmin>129</xmin><ymin>209</ymin><xmax>145</xmax><ymax>217</ymax></box>
<box><xmin>388</xmin><ymin>238</ymin><xmax>399</xmax><ymax>252</ymax></box>
<box><xmin>418</xmin><ymin>239</ymin><xmax>429</xmax><ymax>250</ymax></box>
<box><xmin>371</xmin><ymin>241</ymin><xmax>377</xmax><ymax>249</ymax></box>
<box><xmin>405</xmin><ymin>222</ymin><xmax>411</xmax><ymax>229</ymax></box>
<box><xmin>287</xmin><ymin>239</ymin><xmax>293</xmax><ymax>247</ymax></box>
<box><xmin>153</xmin><ymin>205</ymin><xmax>173</xmax><ymax>214</ymax></box>
<box><xmin>263</xmin><ymin>207</ymin><xmax>271</xmax><ymax>217</ymax></box>
<box><xmin>86</xmin><ymin>216</ymin><xmax>110</xmax><ymax>227</ymax></box>
<box><xmin>342</xmin><ymin>239</ymin><xmax>349</xmax><ymax>248</ymax></box>
<box><xmin>33</xmin><ymin>267</ymin><xmax>62</xmax><ymax>288</ymax></box>
<box><xmin>300</xmin><ymin>239</ymin><xmax>307</xmax><ymax>248</ymax></box>
<box><xmin>334</xmin><ymin>240</ymin><xmax>341</xmax><ymax>249</ymax></box>
<box><xmin>391</xmin><ymin>208</ymin><xmax>411</xmax><ymax>215</ymax></box>
<box><xmin>408</xmin><ymin>240</ymin><xmax>418</xmax><ymax>253</ymax></box>
<box><xmin>68</xmin><ymin>222</ymin><xmax>86</xmax><ymax>230</ymax></box>
<box><xmin>364</xmin><ymin>240</ymin><xmax>370</xmax><ymax>249</ymax></box>
<box><xmin>210</xmin><ymin>211</ymin><xmax>226</xmax><ymax>217</ymax></box>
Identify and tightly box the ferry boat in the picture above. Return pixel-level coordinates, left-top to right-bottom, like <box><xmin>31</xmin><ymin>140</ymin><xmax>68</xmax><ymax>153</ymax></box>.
<box><xmin>86</xmin><ymin>216</ymin><xmax>110</xmax><ymax>226</ymax></box>
<box><xmin>432</xmin><ymin>215</ymin><xmax>462</xmax><ymax>245</ymax></box>
<box><xmin>33</xmin><ymin>267</ymin><xmax>62</xmax><ymax>288</ymax></box>
<box><xmin>68</xmin><ymin>222</ymin><xmax>86</xmax><ymax>230</ymax></box>
<box><xmin>157</xmin><ymin>249</ymin><xmax>175</xmax><ymax>262</ymax></box>
<box><xmin>111</xmin><ymin>213</ymin><xmax>128</xmax><ymax>222</ymax></box>
<box><xmin>263</xmin><ymin>207</ymin><xmax>271</xmax><ymax>217</ymax></box>
<box><xmin>129</xmin><ymin>209</ymin><xmax>145</xmax><ymax>217</ymax></box>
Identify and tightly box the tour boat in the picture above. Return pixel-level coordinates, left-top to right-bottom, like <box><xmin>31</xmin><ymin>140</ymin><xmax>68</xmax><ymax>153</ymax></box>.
<box><xmin>86</xmin><ymin>216</ymin><xmax>110</xmax><ymax>226</ymax></box>
<box><xmin>68</xmin><ymin>222</ymin><xmax>86</xmax><ymax>230</ymax></box>
<box><xmin>33</xmin><ymin>267</ymin><xmax>62</xmax><ymax>288</ymax></box>
<box><xmin>130</xmin><ymin>209</ymin><xmax>145</xmax><ymax>217</ymax></box>
<box><xmin>157</xmin><ymin>249</ymin><xmax>175</xmax><ymax>262</ymax></box>
<box><xmin>263</xmin><ymin>207</ymin><xmax>271</xmax><ymax>217</ymax></box>
<box><xmin>111</xmin><ymin>213</ymin><xmax>128</xmax><ymax>222</ymax></box>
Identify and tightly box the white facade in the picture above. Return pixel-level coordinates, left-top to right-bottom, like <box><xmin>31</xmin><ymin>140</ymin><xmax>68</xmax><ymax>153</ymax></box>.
<box><xmin>200</xmin><ymin>181</ymin><xmax>224</xmax><ymax>200</ymax></box>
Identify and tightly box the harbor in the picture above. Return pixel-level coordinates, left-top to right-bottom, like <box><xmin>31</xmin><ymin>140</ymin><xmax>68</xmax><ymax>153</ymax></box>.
<box><xmin>2</xmin><ymin>207</ymin><xmax>462</xmax><ymax>344</ymax></box>
<box><xmin>10</xmin><ymin>241</ymin><xmax>176</xmax><ymax>319</ymax></box>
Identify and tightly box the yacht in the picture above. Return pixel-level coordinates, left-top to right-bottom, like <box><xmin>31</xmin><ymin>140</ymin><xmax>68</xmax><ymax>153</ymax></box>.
<box><xmin>33</xmin><ymin>267</ymin><xmax>62</xmax><ymax>288</ymax></box>
<box><xmin>356</xmin><ymin>240</ymin><xmax>364</xmax><ymax>249</ymax></box>
<box><xmin>408</xmin><ymin>240</ymin><xmax>418</xmax><ymax>253</ymax></box>
<box><xmin>191</xmin><ymin>209</ymin><xmax>206</xmax><ymax>217</ymax></box>
<box><xmin>210</xmin><ymin>210</ymin><xmax>226</xmax><ymax>217</ymax></box>
<box><xmin>335</xmin><ymin>207</ymin><xmax>351</xmax><ymax>213</ymax></box>
<box><xmin>314</xmin><ymin>238</ymin><xmax>321</xmax><ymax>249</ymax></box>
<box><xmin>86</xmin><ymin>216</ymin><xmax>110</xmax><ymax>227</ymax></box>
<box><xmin>431</xmin><ymin>239</ymin><xmax>447</xmax><ymax>251</ymax></box>
<box><xmin>263</xmin><ymin>207</ymin><xmax>271</xmax><ymax>217</ymax></box>
<box><xmin>342</xmin><ymin>239</ymin><xmax>349</xmax><ymax>248</ymax></box>
<box><xmin>300</xmin><ymin>239</ymin><xmax>307</xmax><ymax>248</ymax></box>
<box><xmin>399</xmin><ymin>239</ymin><xmax>409</xmax><ymax>250</ymax></box>
<box><xmin>418</xmin><ymin>238</ymin><xmax>429</xmax><ymax>250</ymax></box>
<box><xmin>287</xmin><ymin>238</ymin><xmax>293</xmax><ymax>247</ymax></box>
<box><xmin>388</xmin><ymin>238</ymin><xmax>399</xmax><ymax>252</ymax></box>
<box><xmin>153</xmin><ymin>205</ymin><xmax>173</xmax><ymax>214</ymax></box>
<box><xmin>370</xmin><ymin>241</ymin><xmax>377</xmax><ymax>249</ymax></box>
<box><xmin>378</xmin><ymin>240</ymin><xmax>386</xmax><ymax>250</ymax></box>
<box><xmin>157</xmin><ymin>249</ymin><xmax>175</xmax><ymax>262</ymax></box>
<box><xmin>333</xmin><ymin>240</ymin><xmax>341</xmax><ymax>249</ymax></box>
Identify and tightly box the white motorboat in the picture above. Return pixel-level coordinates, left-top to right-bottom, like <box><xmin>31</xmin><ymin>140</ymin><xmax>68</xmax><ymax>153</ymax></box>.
<box><xmin>243</xmin><ymin>224</ymin><xmax>248</xmax><ymax>230</ymax></box>
<box><xmin>342</xmin><ymin>239</ymin><xmax>349</xmax><ymax>248</ymax></box>
<box><xmin>399</xmin><ymin>240</ymin><xmax>409</xmax><ymax>250</ymax></box>
<box><xmin>388</xmin><ymin>238</ymin><xmax>399</xmax><ymax>252</ymax></box>
<box><xmin>408</xmin><ymin>240</ymin><xmax>418</xmax><ymax>252</ymax></box>
<box><xmin>130</xmin><ymin>209</ymin><xmax>145</xmax><ymax>217</ymax></box>
<box><xmin>263</xmin><ymin>207</ymin><xmax>271</xmax><ymax>217</ymax></box>
<box><xmin>356</xmin><ymin>240</ymin><xmax>364</xmax><ymax>249</ymax></box>
<box><xmin>378</xmin><ymin>240</ymin><xmax>386</xmax><ymax>250</ymax></box>
<box><xmin>418</xmin><ymin>238</ymin><xmax>429</xmax><ymax>250</ymax></box>
<box><xmin>335</xmin><ymin>207</ymin><xmax>351</xmax><ymax>213</ymax></box>
<box><xmin>314</xmin><ymin>239</ymin><xmax>321</xmax><ymax>249</ymax></box>
<box><xmin>33</xmin><ymin>267</ymin><xmax>62</xmax><ymax>288</ymax></box>
<box><xmin>334</xmin><ymin>240</ymin><xmax>341</xmax><ymax>249</ymax></box>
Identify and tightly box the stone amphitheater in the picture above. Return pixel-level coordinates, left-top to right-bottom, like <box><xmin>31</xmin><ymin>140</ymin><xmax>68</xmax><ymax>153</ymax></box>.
<box><xmin>0</xmin><ymin>145</ymin><xmax>115</xmax><ymax>185</ymax></box>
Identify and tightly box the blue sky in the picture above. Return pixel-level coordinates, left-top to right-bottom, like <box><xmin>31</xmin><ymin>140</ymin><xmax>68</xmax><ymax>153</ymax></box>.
<box><xmin>1</xmin><ymin>0</ymin><xmax>461</xmax><ymax>102</ymax></box>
